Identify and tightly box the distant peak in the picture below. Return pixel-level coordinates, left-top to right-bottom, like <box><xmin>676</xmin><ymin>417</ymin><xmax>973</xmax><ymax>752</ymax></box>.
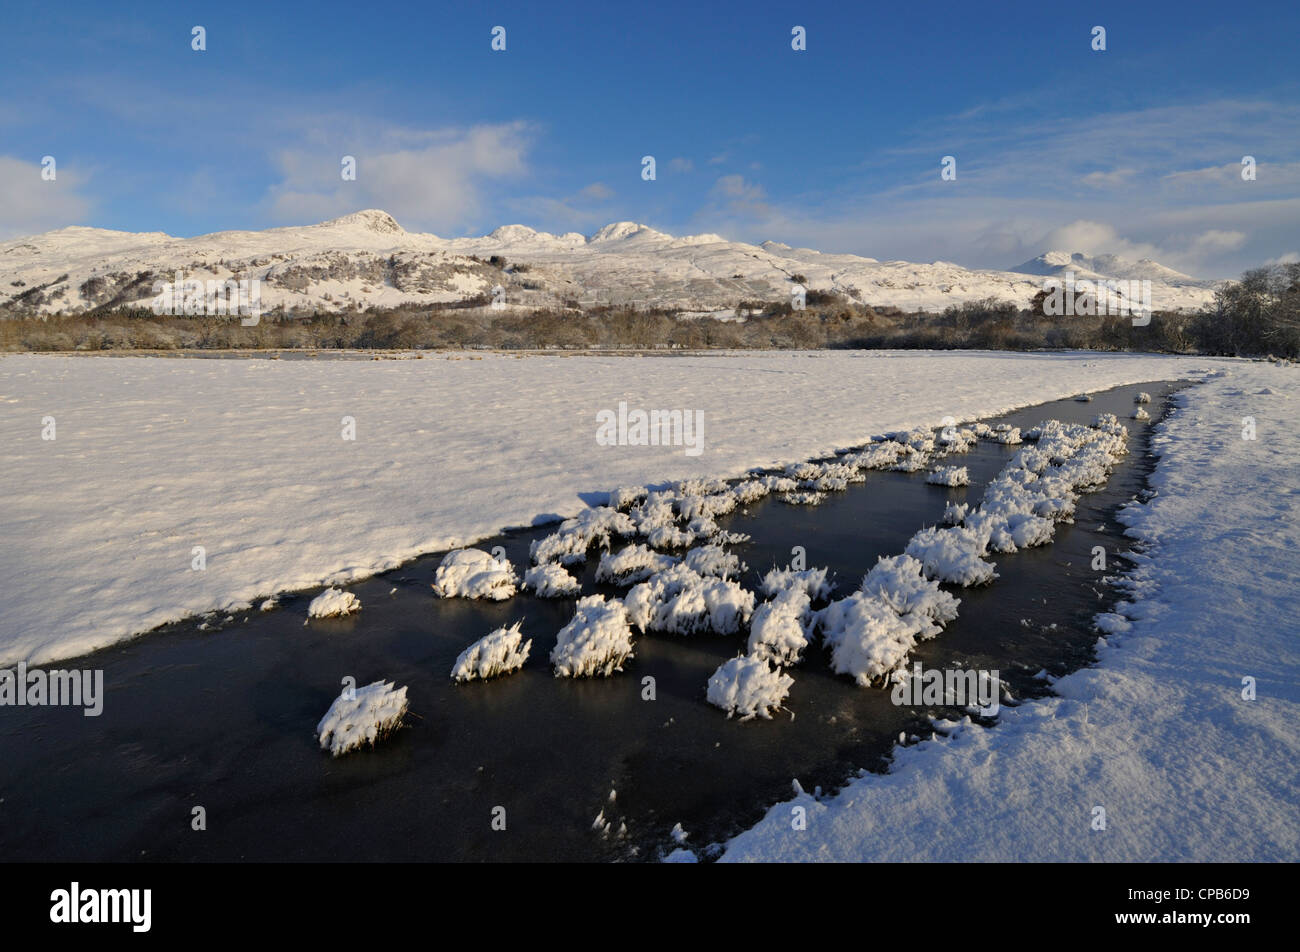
<box><xmin>489</xmin><ymin>224</ymin><xmax>541</xmax><ymax>241</ymax></box>
<box><xmin>589</xmin><ymin>221</ymin><xmax>664</xmax><ymax>242</ymax></box>
<box><xmin>318</xmin><ymin>210</ymin><xmax>404</xmax><ymax>234</ymax></box>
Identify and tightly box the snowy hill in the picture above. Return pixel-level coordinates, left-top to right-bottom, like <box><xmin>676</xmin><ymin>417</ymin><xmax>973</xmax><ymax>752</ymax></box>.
<box><xmin>0</xmin><ymin>210</ymin><xmax>1221</xmax><ymax>316</ymax></box>
<box><xmin>1011</xmin><ymin>250</ymin><xmax>1200</xmax><ymax>285</ymax></box>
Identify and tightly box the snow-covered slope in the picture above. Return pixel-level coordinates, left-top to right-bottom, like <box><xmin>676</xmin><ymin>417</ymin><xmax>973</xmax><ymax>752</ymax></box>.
<box><xmin>1012</xmin><ymin>250</ymin><xmax>1201</xmax><ymax>285</ymax></box>
<box><xmin>0</xmin><ymin>211</ymin><xmax>1220</xmax><ymax>316</ymax></box>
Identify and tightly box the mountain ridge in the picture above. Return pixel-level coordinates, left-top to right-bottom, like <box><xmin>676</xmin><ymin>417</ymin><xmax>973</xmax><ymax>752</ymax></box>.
<box><xmin>0</xmin><ymin>210</ymin><xmax>1220</xmax><ymax>316</ymax></box>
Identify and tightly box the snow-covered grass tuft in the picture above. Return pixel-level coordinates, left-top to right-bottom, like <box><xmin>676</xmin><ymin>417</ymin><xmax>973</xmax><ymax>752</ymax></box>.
<box><xmin>316</xmin><ymin>680</ymin><xmax>408</xmax><ymax>756</ymax></box>
<box><xmin>926</xmin><ymin>465</ymin><xmax>970</xmax><ymax>487</ymax></box>
<box><xmin>759</xmin><ymin>566</ymin><xmax>835</xmax><ymax>601</ymax></box>
<box><xmin>860</xmin><ymin>554</ymin><xmax>960</xmax><ymax>625</ymax></box>
<box><xmin>682</xmin><ymin>543</ymin><xmax>746</xmax><ymax>579</ymax></box>
<box><xmin>451</xmin><ymin>621</ymin><xmax>532</xmax><ymax>682</ymax></box>
<box><xmin>530</xmin><ymin>507</ymin><xmax>636</xmax><ymax>565</ymax></box>
<box><xmin>431</xmin><ymin>548</ymin><xmax>518</xmax><ymax>600</ymax></box>
<box><xmin>624</xmin><ymin>564</ymin><xmax>755</xmax><ymax>635</ymax></box>
<box><xmin>1135</xmin><ymin>392</ymin><xmax>1151</xmax><ymax>404</ymax></box>
<box><xmin>781</xmin><ymin>491</ymin><xmax>825</xmax><ymax>506</ymax></box>
<box><xmin>308</xmin><ymin>587</ymin><xmax>361</xmax><ymax>618</ymax></box>
<box><xmin>905</xmin><ymin>525</ymin><xmax>998</xmax><ymax>586</ymax></box>
<box><xmin>707</xmin><ymin>655</ymin><xmax>794</xmax><ymax>720</ymax></box>
<box><xmin>818</xmin><ymin>593</ymin><xmax>937</xmax><ymax>686</ymax></box>
<box><xmin>551</xmin><ymin>595</ymin><xmax>636</xmax><ymax>677</ymax></box>
<box><xmin>747</xmin><ymin>588</ymin><xmax>814</xmax><ymax>666</ymax></box>
<box><xmin>608</xmin><ymin>486</ymin><xmax>648</xmax><ymax>510</ymax></box>
<box><xmin>1133</xmin><ymin>406</ymin><xmax>1150</xmax><ymax>421</ymax></box>
<box><xmin>522</xmin><ymin>561</ymin><xmax>581</xmax><ymax>598</ymax></box>
<box><xmin>942</xmin><ymin>501</ymin><xmax>970</xmax><ymax>525</ymax></box>
<box><xmin>596</xmin><ymin>544</ymin><xmax>678</xmax><ymax>586</ymax></box>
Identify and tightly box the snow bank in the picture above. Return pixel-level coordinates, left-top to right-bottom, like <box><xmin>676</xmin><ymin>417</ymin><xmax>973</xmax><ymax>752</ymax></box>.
<box><xmin>431</xmin><ymin>548</ymin><xmax>518</xmax><ymax>600</ymax></box>
<box><xmin>451</xmin><ymin>621</ymin><xmax>532</xmax><ymax>682</ymax></box>
<box><xmin>707</xmin><ymin>655</ymin><xmax>794</xmax><ymax>720</ymax></box>
<box><xmin>550</xmin><ymin>595</ymin><xmax>636</xmax><ymax>677</ymax></box>
<box><xmin>316</xmin><ymin>680</ymin><xmax>408</xmax><ymax>756</ymax></box>
<box><xmin>308</xmin><ymin>587</ymin><xmax>361</xmax><ymax>618</ymax></box>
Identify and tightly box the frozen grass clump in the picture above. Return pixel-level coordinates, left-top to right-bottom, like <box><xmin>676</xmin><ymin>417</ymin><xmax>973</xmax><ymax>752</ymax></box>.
<box><xmin>942</xmin><ymin>501</ymin><xmax>970</xmax><ymax>525</ymax></box>
<box><xmin>747</xmin><ymin>588</ymin><xmax>814</xmax><ymax>666</ymax></box>
<box><xmin>759</xmin><ymin>566</ymin><xmax>835</xmax><ymax>601</ymax></box>
<box><xmin>707</xmin><ymin>655</ymin><xmax>794</xmax><ymax>720</ymax></box>
<box><xmin>805</xmin><ymin>475</ymin><xmax>849</xmax><ymax>492</ymax></box>
<box><xmin>308</xmin><ymin>587</ymin><xmax>361</xmax><ymax>618</ymax></box>
<box><xmin>551</xmin><ymin>595</ymin><xmax>636</xmax><ymax>677</ymax></box>
<box><xmin>857</xmin><ymin>440</ymin><xmax>911</xmax><ymax>469</ymax></box>
<box><xmin>905</xmin><ymin>525</ymin><xmax>998</xmax><ymax>586</ymax></box>
<box><xmin>596</xmin><ymin>544</ymin><xmax>678</xmax><ymax>585</ymax></box>
<box><xmin>938</xmin><ymin>426</ymin><xmax>978</xmax><ymax>453</ymax></box>
<box><xmin>523</xmin><ymin>561</ymin><xmax>581</xmax><ymax>597</ymax></box>
<box><xmin>530</xmin><ymin>507</ymin><xmax>636</xmax><ymax>566</ymax></box>
<box><xmin>859</xmin><ymin>554</ymin><xmax>960</xmax><ymax>627</ymax></box>
<box><xmin>623</xmin><ymin>564</ymin><xmax>755</xmax><ymax>635</ymax></box>
<box><xmin>316</xmin><ymin>680</ymin><xmax>408</xmax><ymax>756</ymax></box>
<box><xmin>608</xmin><ymin>486</ymin><xmax>648</xmax><ymax>510</ymax></box>
<box><xmin>987</xmin><ymin>426</ymin><xmax>1022</xmax><ymax>445</ymax></box>
<box><xmin>683</xmin><ymin>543</ymin><xmax>745</xmax><ymax>579</ymax></box>
<box><xmin>431</xmin><ymin>548</ymin><xmax>518</xmax><ymax>600</ymax></box>
<box><xmin>758</xmin><ymin>474</ymin><xmax>799</xmax><ymax>493</ymax></box>
<box><xmin>673</xmin><ymin>476</ymin><xmax>730</xmax><ymax>497</ymax></box>
<box><xmin>926</xmin><ymin>465</ymin><xmax>969</xmax><ymax>487</ymax></box>
<box><xmin>1136</xmin><ymin>392</ymin><xmax>1151</xmax><ymax>404</ymax></box>
<box><xmin>1076</xmin><ymin>393</ymin><xmax>1093</xmax><ymax>402</ymax></box>
<box><xmin>451</xmin><ymin>621</ymin><xmax>532</xmax><ymax>682</ymax></box>
<box><xmin>781</xmin><ymin>491</ymin><xmax>825</xmax><ymax>506</ymax></box>
<box><xmin>1133</xmin><ymin>406</ymin><xmax>1150</xmax><ymax>421</ymax></box>
<box><xmin>817</xmin><ymin>592</ymin><xmax>936</xmax><ymax>686</ymax></box>
<box><xmin>731</xmin><ymin>479</ymin><xmax>771</xmax><ymax>505</ymax></box>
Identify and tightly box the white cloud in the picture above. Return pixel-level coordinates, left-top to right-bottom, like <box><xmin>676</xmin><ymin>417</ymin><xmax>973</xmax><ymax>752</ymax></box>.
<box><xmin>264</xmin><ymin>122</ymin><xmax>533</xmax><ymax>233</ymax></box>
<box><xmin>0</xmin><ymin>156</ymin><xmax>94</xmax><ymax>238</ymax></box>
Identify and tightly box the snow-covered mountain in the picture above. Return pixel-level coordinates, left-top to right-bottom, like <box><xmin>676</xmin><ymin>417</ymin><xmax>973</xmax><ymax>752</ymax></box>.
<box><xmin>1010</xmin><ymin>250</ymin><xmax>1200</xmax><ymax>285</ymax></box>
<box><xmin>0</xmin><ymin>210</ymin><xmax>1221</xmax><ymax>316</ymax></box>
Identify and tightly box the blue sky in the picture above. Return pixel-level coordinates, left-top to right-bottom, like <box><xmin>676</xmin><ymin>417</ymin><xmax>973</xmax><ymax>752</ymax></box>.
<box><xmin>2</xmin><ymin>0</ymin><xmax>1297</xmax><ymax>277</ymax></box>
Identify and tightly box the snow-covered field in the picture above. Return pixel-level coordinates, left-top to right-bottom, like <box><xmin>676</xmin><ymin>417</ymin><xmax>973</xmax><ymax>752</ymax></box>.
<box><xmin>722</xmin><ymin>363</ymin><xmax>1299</xmax><ymax>861</ymax></box>
<box><xmin>0</xmin><ymin>350</ymin><xmax>1247</xmax><ymax>667</ymax></box>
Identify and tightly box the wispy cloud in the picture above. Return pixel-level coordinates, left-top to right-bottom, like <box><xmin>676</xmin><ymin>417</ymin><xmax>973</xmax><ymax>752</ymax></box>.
<box><xmin>264</xmin><ymin>121</ymin><xmax>534</xmax><ymax>234</ymax></box>
<box><xmin>0</xmin><ymin>156</ymin><xmax>94</xmax><ymax>238</ymax></box>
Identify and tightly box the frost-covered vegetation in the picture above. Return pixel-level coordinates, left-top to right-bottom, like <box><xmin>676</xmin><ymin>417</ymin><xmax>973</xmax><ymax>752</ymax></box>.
<box><xmin>316</xmin><ymin>680</ymin><xmax>408</xmax><ymax>756</ymax></box>
<box><xmin>451</xmin><ymin>621</ymin><xmax>532</xmax><ymax>682</ymax></box>
<box><xmin>431</xmin><ymin>548</ymin><xmax>518</xmax><ymax>600</ymax></box>
<box><xmin>307</xmin><ymin>587</ymin><xmax>361</xmax><ymax>618</ymax></box>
